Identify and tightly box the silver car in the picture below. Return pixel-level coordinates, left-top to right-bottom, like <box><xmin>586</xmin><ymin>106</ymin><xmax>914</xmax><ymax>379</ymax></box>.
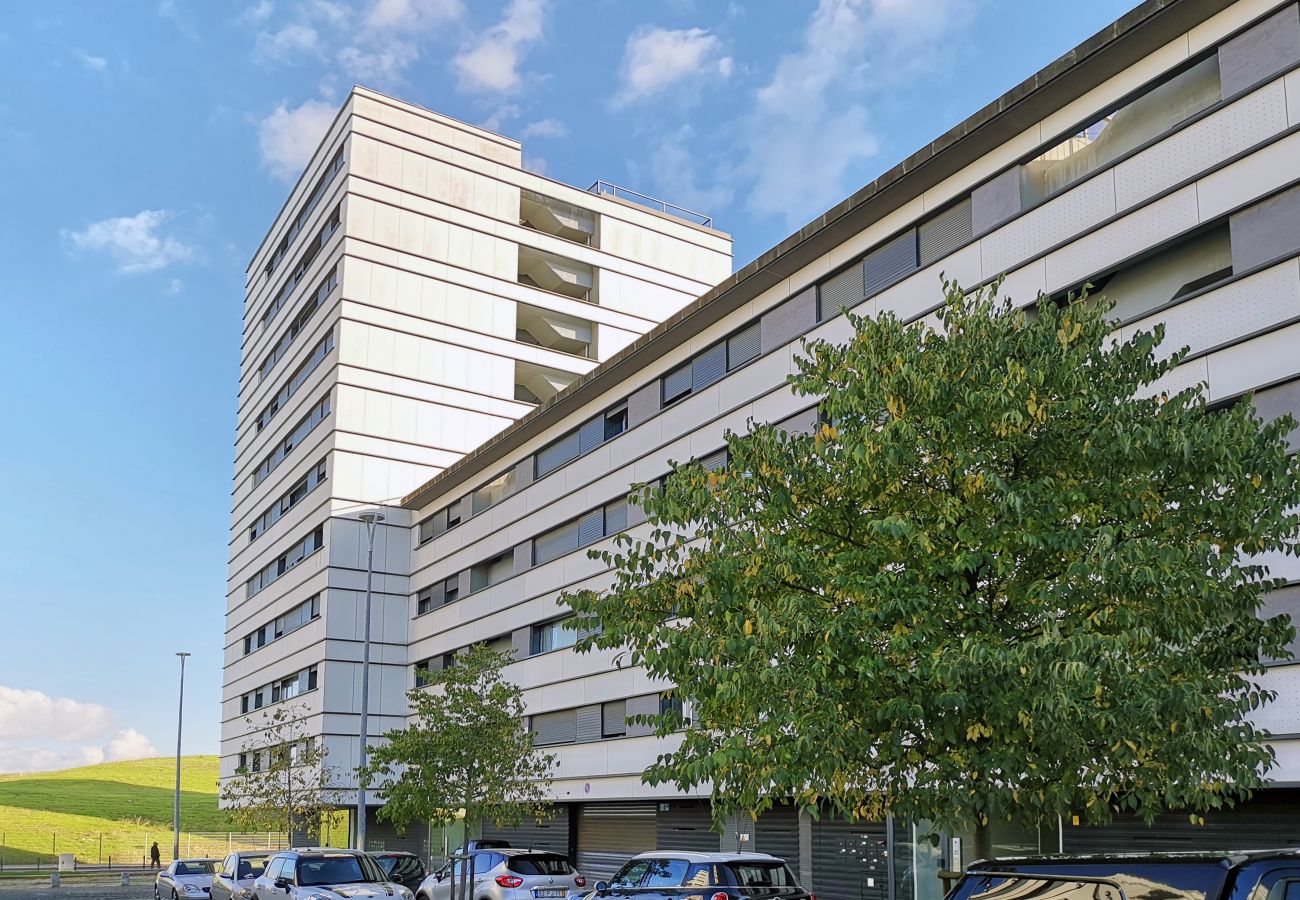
<box><xmin>155</xmin><ymin>858</ymin><xmax>219</xmax><ymax>899</ymax></box>
<box><xmin>416</xmin><ymin>849</ymin><xmax>585</xmax><ymax>900</ymax></box>
<box><xmin>251</xmin><ymin>848</ymin><xmax>414</xmax><ymax>899</ymax></box>
<box><xmin>211</xmin><ymin>850</ymin><xmax>272</xmax><ymax>900</ymax></box>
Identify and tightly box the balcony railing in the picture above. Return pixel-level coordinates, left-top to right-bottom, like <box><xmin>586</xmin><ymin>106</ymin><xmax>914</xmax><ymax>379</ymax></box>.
<box><xmin>588</xmin><ymin>180</ymin><xmax>713</xmax><ymax>228</ymax></box>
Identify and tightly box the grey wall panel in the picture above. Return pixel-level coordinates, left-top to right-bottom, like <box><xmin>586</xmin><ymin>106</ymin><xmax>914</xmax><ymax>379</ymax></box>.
<box><xmin>457</xmin><ymin>569</ymin><xmax>473</xmax><ymax>597</ymax></box>
<box><xmin>657</xmin><ymin>800</ymin><xmax>720</xmax><ymax>853</ymax></box>
<box><xmin>511</xmin><ymin>627</ymin><xmax>531</xmax><ymax>659</ymax></box>
<box><xmin>775</xmin><ymin>406</ymin><xmax>821</xmax><ymax>436</ymax></box>
<box><xmin>513</xmin><ymin>542</ymin><xmax>533</xmax><ymax>574</ymax></box>
<box><xmin>514</xmin><ymin>457</ymin><xmax>535</xmax><ymax>489</ymax></box>
<box><xmin>627</xmin><ymin>381</ymin><xmax>661</xmax><ymax>429</ymax></box>
<box><xmin>761</xmin><ymin>287</ymin><xmax>817</xmax><ymax>353</ymax></box>
<box><xmin>972</xmin><ymin>167</ymin><xmax>1023</xmax><ymax>237</ymax></box>
<box><xmin>627</xmin><ymin>500</ymin><xmax>648</xmax><ymax>528</ymax></box>
<box><xmin>1261</xmin><ymin>584</ymin><xmax>1300</xmax><ymax>662</ymax></box>
<box><xmin>1252</xmin><ymin>376</ymin><xmax>1300</xmax><ymax>452</ymax></box>
<box><xmin>1230</xmin><ymin>185</ymin><xmax>1300</xmax><ymax>272</ymax></box>
<box><xmin>1219</xmin><ymin>3</ymin><xmax>1300</xmax><ymax>99</ymax></box>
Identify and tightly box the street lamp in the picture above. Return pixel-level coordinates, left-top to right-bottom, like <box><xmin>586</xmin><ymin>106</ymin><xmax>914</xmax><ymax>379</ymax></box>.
<box><xmin>173</xmin><ymin>651</ymin><xmax>190</xmax><ymax>862</ymax></box>
<box><xmin>355</xmin><ymin>511</ymin><xmax>385</xmax><ymax>851</ymax></box>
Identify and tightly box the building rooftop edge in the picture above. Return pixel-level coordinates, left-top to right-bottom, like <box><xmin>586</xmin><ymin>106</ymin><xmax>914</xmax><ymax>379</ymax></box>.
<box><xmin>397</xmin><ymin>0</ymin><xmax>1232</xmax><ymax>512</ymax></box>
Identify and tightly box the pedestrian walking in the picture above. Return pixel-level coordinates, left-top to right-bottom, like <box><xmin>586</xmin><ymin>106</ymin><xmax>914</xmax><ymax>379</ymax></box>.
<box><xmin>150</xmin><ymin>841</ymin><xmax>161</xmax><ymax>869</ymax></box>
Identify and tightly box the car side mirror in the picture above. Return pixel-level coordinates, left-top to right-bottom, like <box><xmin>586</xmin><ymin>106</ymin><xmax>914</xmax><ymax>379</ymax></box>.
<box><xmin>274</xmin><ymin>877</ymin><xmax>291</xmax><ymax>889</ymax></box>
<box><xmin>595</xmin><ymin>882</ymin><xmax>609</xmax><ymax>895</ymax></box>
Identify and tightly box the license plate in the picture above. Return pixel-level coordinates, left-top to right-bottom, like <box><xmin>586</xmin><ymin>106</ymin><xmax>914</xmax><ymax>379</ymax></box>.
<box><xmin>533</xmin><ymin>890</ymin><xmax>566</xmax><ymax>897</ymax></box>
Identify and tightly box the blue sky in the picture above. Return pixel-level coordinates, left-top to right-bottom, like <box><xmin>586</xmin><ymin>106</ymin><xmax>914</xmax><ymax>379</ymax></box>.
<box><xmin>0</xmin><ymin>0</ymin><xmax>1135</xmax><ymax>772</ymax></box>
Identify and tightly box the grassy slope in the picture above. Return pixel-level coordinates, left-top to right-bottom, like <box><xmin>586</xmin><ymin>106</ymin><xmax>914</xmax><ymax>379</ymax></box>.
<box><xmin>0</xmin><ymin>756</ymin><xmax>248</xmax><ymax>866</ymax></box>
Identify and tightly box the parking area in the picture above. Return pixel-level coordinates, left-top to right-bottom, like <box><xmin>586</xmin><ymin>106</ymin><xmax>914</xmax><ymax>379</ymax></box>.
<box><xmin>0</xmin><ymin>879</ymin><xmax>154</xmax><ymax>899</ymax></box>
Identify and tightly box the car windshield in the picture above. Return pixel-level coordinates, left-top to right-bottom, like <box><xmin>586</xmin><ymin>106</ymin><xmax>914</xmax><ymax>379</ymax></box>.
<box><xmin>379</xmin><ymin>856</ymin><xmax>425</xmax><ymax>878</ymax></box>
<box><xmin>727</xmin><ymin>863</ymin><xmax>796</xmax><ymax>888</ymax></box>
<box><xmin>238</xmin><ymin>857</ymin><xmax>268</xmax><ymax>878</ymax></box>
<box><xmin>176</xmin><ymin>862</ymin><xmax>216</xmax><ymax>876</ymax></box>
<box><xmin>297</xmin><ymin>855</ymin><xmax>383</xmax><ymax>886</ymax></box>
<box><xmin>507</xmin><ymin>855</ymin><xmax>572</xmax><ymax>876</ymax></box>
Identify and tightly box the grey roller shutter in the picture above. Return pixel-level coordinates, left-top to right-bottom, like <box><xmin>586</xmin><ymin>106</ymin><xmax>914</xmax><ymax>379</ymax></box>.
<box><xmin>691</xmin><ymin>342</ymin><xmax>728</xmax><ymax>391</ymax></box>
<box><xmin>755</xmin><ymin>805</ymin><xmax>800</xmax><ymax>873</ymax></box>
<box><xmin>918</xmin><ymin>197</ymin><xmax>972</xmax><ymax>267</ymax></box>
<box><xmin>604</xmin><ymin>500</ymin><xmax>628</xmax><ymax>535</ymax></box>
<box><xmin>819</xmin><ymin>264</ymin><xmax>865</xmax><ymax>318</ymax></box>
<box><xmin>699</xmin><ymin>449</ymin><xmax>728</xmax><ymax>472</ymax></box>
<box><xmin>297</xmin><ymin>670</ymin><xmax>311</xmax><ymax>694</ymax></box>
<box><xmin>536</xmin><ymin>430</ymin><xmax>581</xmax><ymax>477</ymax></box>
<box><xmin>576</xmin><ymin>803</ymin><xmax>657</xmax><ymax>880</ymax></box>
<box><xmin>863</xmin><ymin>230</ymin><xmax>918</xmax><ymax>297</ymax></box>
<box><xmin>575</xmin><ymin>705</ymin><xmax>601</xmax><ymax>742</ymax></box>
<box><xmin>531</xmin><ymin>709</ymin><xmax>576</xmax><ymax>745</ymax></box>
<box><xmin>662</xmin><ymin>363</ymin><xmax>693</xmax><ymax>404</ymax></box>
<box><xmin>578</xmin><ymin>415</ymin><xmax>605</xmax><ymax>454</ymax></box>
<box><xmin>657</xmin><ymin>801</ymin><xmax>720</xmax><ymax>853</ymax></box>
<box><xmin>811</xmin><ymin>817</ymin><xmax>888</xmax><ymax>900</ymax></box>
<box><xmin>601</xmin><ymin>700</ymin><xmax>627</xmax><ymax>737</ymax></box>
<box><xmin>1062</xmin><ymin>791</ymin><xmax>1300</xmax><ymax>854</ymax></box>
<box><xmin>534</xmin><ymin>521</ymin><xmax>579</xmax><ymax>565</ymax></box>
<box><xmin>577</xmin><ymin>509</ymin><xmax>605</xmax><ymax>547</ymax></box>
<box><xmin>481</xmin><ymin>809</ymin><xmax>570</xmax><ymax>858</ymax></box>
<box><xmin>726</xmin><ymin>322</ymin><xmax>761</xmax><ymax>369</ymax></box>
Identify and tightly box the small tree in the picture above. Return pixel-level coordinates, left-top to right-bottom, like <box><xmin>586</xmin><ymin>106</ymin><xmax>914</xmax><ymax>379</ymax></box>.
<box><xmin>566</xmin><ymin>280</ymin><xmax>1300</xmax><ymax>860</ymax></box>
<box><xmin>220</xmin><ymin>702</ymin><xmax>342</xmax><ymax>840</ymax></box>
<box><xmin>359</xmin><ymin>644</ymin><xmax>556</xmax><ymax>900</ymax></box>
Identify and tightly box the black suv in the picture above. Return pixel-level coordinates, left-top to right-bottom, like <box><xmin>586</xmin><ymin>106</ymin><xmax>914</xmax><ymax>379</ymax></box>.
<box><xmin>947</xmin><ymin>850</ymin><xmax>1300</xmax><ymax>900</ymax></box>
<box><xmin>596</xmin><ymin>852</ymin><xmax>810</xmax><ymax>900</ymax></box>
<box><xmin>370</xmin><ymin>852</ymin><xmax>429</xmax><ymax>892</ymax></box>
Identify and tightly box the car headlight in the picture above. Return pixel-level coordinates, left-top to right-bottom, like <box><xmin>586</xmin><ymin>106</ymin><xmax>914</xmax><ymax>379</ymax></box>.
<box><xmin>184</xmin><ymin>887</ymin><xmax>205</xmax><ymax>895</ymax></box>
<box><xmin>398</xmin><ymin>888</ymin><xmax>415</xmax><ymax>900</ymax></box>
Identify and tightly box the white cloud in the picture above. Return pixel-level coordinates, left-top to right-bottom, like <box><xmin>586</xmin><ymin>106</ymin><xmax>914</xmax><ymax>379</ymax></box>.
<box><xmin>103</xmin><ymin>729</ymin><xmax>159</xmax><ymax>763</ymax></box>
<box><xmin>453</xmin><ymin>0</ymin><xmax>546</xmax><ymax>94</ymax></box>
<box><xmin>338</xmin><ymin>42</ymin><xmax>419</xmax><ymax>84</ymax></box>
<box><xmin>632</xmin><ymin>125</ymin><xmax>732</xmax><ymax>219</ymax></box>
<box><xmin>63</xmin><ymin>210</ymin><xmax>197</xmax><ymax>274</ymax></box>
<box><xmin>254</xmin><ymin>23</ymin><xmax>321</xmax><ymax>64</ymax></box>
<box><xmin>0</xmin><ymin>686</ymin><xmax>115</xmax><ymax>742</ymax></box>
<box><xmin>75</xmin><ymin>50</ymin><xmax>108</xmax><ymax>72</ymax></box>
<box><xmin>614</xmin><ymin>27</ymin><xmax>731</xmax><ymax>105</ymax></box>
<box><xmin>365</xmin><ymin>0</ymin><xmax>463</xmax><ymax>31</ymax></box>
<box><xmin>237</xmin><ymin>0</ymin><xmax>274</xmax><ymax>25</ymax></box>
<box><xmin>257</xmin><ymin>98</ymin><xmax>336</xmax><ymax>181</ymax></box>
<box><xmin>519</xmin><ymin>118</ymin><xmax>566</xmax><ymax>139</ymax></box>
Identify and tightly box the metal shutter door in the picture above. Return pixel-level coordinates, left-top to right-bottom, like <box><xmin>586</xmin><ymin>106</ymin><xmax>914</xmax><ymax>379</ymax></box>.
<box><xmin>755</xmin><ymin>805</ymin><xmax>800</xmax><ymax>873</ymax></box>
<box><xmin>536</xmin><ymin>430</ymin><xmax>581</xmax><ymax>477</ymax></box>
<box><xmin>726</xmin><ymin>322</ymin><xmax>761</xmax><ymax>369</ymax></box>
<box><xmin>576</xmin><ymin>803</ymin><xmax>657</xmax><ymax>880</ymax></box>
<box><xmin>917</xmin><ymin>196</ymin><xmax>972</xmax><ymax>267</ymax></box>
<box><xmin>657</xmin><ymin>800</ymin><xmax>720</xmax><ymax>853</ymax></box>
<box><xmin>820</xmin><ymin>264</ymin><xmax>865</xmax><ymax>318</ymax></box>
<box><xmin>481</xmin><ymin>808</ymin><xmax>571</xmax><ymax>857</ymax></box>
<box><xmin>691</xmin><ymin>343</ymin><xmax>728</xmax><ymax>391</ymax></box>
<box><xmin>1062</xmin><ymin>789</ymin><xmax>1300</xmax><ymax>854</ymax></box>
<box><xmin>863</xmin><ymin>230</ymin><xmax>918</xmax><ymax>297</ymax></box>
<box><xmin>811</xmin><ymin>817</ymin><xmax>888</xmax><ymax>900</ymax></box>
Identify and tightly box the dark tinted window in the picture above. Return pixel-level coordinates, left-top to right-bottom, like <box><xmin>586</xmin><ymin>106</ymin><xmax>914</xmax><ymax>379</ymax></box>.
<box><xmin>378</xmin><ymin>856</ymin><xmax>426</xmax><ymax>880</ymax></box>
<box><xmin>612</xmin><ymin>860</ymin><xmax>653</xmax><ymax>889</ymax></box>
<box><xmin>508</xmin><ymin>855</ymin><xmax>574</xmax><ymax>876</ymax></box>
<box><xmin>644</xmin><ymin>859</ymin><xmax>691</xmax><ymax>888</ymax></box>
<box><xmin>238</xmin><ymin>857</ymin><xmax>269</xmax><ymax>879</ymax></box>
<box><xmin>176</xmin><ymin>862</ymin><xmax>216</xmax><ymax>876</ymax></box>
<box><xmin>952</xmin><ymin>866</ymin><xmax>1225</xmax><ymax>900</ymax></box>
<box><xmin>727</xmin><ymin>863</ymin><xmax>796</xmax><ymax>888</ymax></box>
<box><xmin>685</xmin><ymin>865</ymin><xmax>716</xmax><ymax>887</ymax></box>
<box><xmin>297</xmin><ymin>855</ymin><xmax>381</xmax><ymax>886</ymax></box>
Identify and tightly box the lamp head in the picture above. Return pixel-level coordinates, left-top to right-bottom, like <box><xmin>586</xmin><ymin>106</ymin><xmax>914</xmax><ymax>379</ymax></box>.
<box><xmin>358</xmin><ymin>512</ymin><xmax>386</xmax><ymax>525</ymax></box>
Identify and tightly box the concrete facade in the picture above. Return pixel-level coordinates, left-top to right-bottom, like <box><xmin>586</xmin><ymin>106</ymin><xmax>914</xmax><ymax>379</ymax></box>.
<box><xmin>224</xmin><ymin>2</ymin><xmax>1300</xmax><ymax>899</ymax></box>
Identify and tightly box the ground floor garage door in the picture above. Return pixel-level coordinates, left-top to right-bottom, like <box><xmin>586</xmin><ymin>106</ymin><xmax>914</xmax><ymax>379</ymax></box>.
<box><xmin>755</xmin><ymin>804</ymin><xmax>801</xmax><ymax>873</ymax></box>
<box><xmin>1063</xmin><ymin>788</ymin><xmax>1300</xmax><ymax>853</ymax></box>
<box><xmin>576</xmin><ymin>802</ymin><xmax>657</xmax><ymax>880</ymax></box>
<box><xmin>812</xmin><ymin>818</ymin><xmax>888</xmax><ymax>900</ymax></box>
<box><xmin>657</xmin><ymin>800</ymin><xmax>721</xmax><ymax>853</ymax></box>
<box><xmin>481</xmin><ymin>808</ymin><xmax>571</xmax><ymax>856</ymax></box>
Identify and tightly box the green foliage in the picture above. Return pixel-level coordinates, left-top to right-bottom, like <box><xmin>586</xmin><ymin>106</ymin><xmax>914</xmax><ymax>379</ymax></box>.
<box><xmin>219</xmin><ymin>702</ymin><xmax>341</xmax><ymax>836</ymax></box>
<box><xmin>565</xmin><ymin>280</ymin><xmax>1300</xmax><ymax>838</ymax></box>
<box><xmin>359</xmin><ymin>644</ymin><xmax>556</xmax><ymax>833</ymax></box>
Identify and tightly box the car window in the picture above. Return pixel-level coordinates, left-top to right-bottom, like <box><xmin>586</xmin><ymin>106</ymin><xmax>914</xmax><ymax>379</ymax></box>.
<box><xmin>472</xmin><ymin>852</ymin><xmax>500</xmax><ymax>874</ymax></box>
<box><xmin>263</xmin><ymin>858</ymin><xmax>285</xmax><ymax>881</ymax></box>
<box><xmin>384</xmin><ymin>856</ymin><xmax>426</xmax><ymax>880</ymax></box>
<box><xmin>611</xmin><ymin>860</ymin><xmax>653</xmax><ymax>889</ymax></box>
<box><xmin>644</xmin><ymin>860</ymin><xmax>690</xmax><ymax>888</ymax></box>
<box><xmin>175</xmin><ymin>862</ymin><xmax>216</xmax><ymax>876</ymax></box>
<box><xmin>297</xmin><ymin>855</ymin><xmax>378</xmax><ymax>886</ymax></box>
<box><xmin>508</xmin><ymin>855</ymin><xmax>573</xmax><ymax>876</ymax></box>
<box><xmin>726</xmin><ymin>864</ymin><xmax>796</xmax><ymax>888</ymax></box>
<box><xmin>685</xmin><ymin>865</ymin><xmax>715</xmax><ymax>888</ymax></box>
<box><xmin>239</xmin><ymin>857</ymin><xmax>269</xmax><ymax>879</ymax></box>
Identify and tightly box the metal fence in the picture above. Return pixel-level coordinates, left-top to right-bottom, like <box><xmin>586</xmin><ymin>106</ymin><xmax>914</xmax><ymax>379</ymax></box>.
<box><xmin>0</xmin><ymin>831</ymin><xmax>289</xmax><ymax>870</ymax></box>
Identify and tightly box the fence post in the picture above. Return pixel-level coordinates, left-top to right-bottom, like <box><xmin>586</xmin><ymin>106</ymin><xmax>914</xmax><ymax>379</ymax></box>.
<box><xmin>99</xmin><ymin>833</ymin><xmax>103</xmax><ymax>864</ymax></box>
<box><xmin>228</xmin><ymin>833</ymin><xmax>232</xmax><ymax>854</ymax></box>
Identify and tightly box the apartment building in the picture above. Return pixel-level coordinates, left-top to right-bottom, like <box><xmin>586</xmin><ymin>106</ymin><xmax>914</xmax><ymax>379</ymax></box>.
<box><xmin>225</xmin><ymin>0</ymin><xmax>1300</xmax><ymax>897</ymax></box>
<box><xmin>222</xmin><ymin>88</ymin><xmax>732</xmax><ymax>835</ymax></box>
<box><xmin>395</xmin><ymin>0</ymin><xmax>1300</xmax><ymax>897</ymax></box>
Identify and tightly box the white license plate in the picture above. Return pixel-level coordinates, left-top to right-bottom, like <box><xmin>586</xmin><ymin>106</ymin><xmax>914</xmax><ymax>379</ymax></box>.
<box><xmin>533</xmin><ymin>890</ymin><xmax>566</xmax><ymax>897</ymax></box>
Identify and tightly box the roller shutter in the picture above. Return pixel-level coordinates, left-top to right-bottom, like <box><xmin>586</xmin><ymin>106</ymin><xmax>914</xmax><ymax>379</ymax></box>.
<box><xmin>755</xmin><ymin>804</ymin><xmax>800</xmax><ymax>873</ymax></box>
<box><xmin>536</xmin><ymin>430</ymin><xmax>581</xmax><ymax>477</ymax></box>
<box><xmin>1063</xmin><ymin>789</ymin><xmax>1300</xmax><ymax>854</ymax></box>
<box><xmin>657</xmin><ymin>800</ymin><xmax>720</xmax><ymax>853</ymax></box>
<box><xmin>863</xmin><ymin>230</ymin><xmax>918</xmax><ymax>298</ymax></box>
<box><xmin>576</xmin><ymin>802</ymin><xmax>656</xmax><ymax>880</ymax></box>
<box><xmin>811</xmin><ymin>818</ymin><xmax>888</xmax><ymax>900</ymax></box>
<box><xmin>820</xmin><ymin>264</ymin><xmax>865</xmax><ymax>318</ymax></box>
<box><xmin>481</xmin><ymin>808</ymin><xmax>570</xmax><ymax>857</ymax></box>
<box><xmin>917</xmin><ymin>197</ymin><xmax>972</xmax><ymax>267</ymax></box>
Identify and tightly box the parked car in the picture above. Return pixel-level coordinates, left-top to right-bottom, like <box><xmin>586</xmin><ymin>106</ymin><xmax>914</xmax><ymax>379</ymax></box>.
<box><xmin>155</xmin><ymin>858</ymin><xmax>220</xmax><ymax>899</ymax></box>
<box><xmin>370</xmin><ymin>851</ymin><xmax>429</xmax><ymax>892</ymax></box>
<box><xmin>593</xmin><ymin>852</ymin><xmax>810</xmax><ymax>900</ymax></box>
<box><xmin>431</xmin><ymin>842</ymin><xmax>515</xmax><ymax>880</ymax></box>
<box><xmin>945</xmin><ymin>850</ymin><xmax>1300</xmax><ymax>900</ymax></box>
<box><xmin>211</xmin><ymin>850</ymin><xmax>272</xmax><ymax>900</ymax></box>
<box><xmin>250</xmin><ymin>848</ymin><xmax>415</xmax><ymax>899</ymax></box>
<box><xmin>417</xmin><ymin>848</ymin><xmax>585</xmax><ymax>900</ymax></box>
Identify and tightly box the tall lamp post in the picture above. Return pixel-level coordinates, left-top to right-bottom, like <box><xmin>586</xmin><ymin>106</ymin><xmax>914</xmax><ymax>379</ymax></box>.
<box><xmin>355</xmin><ymin>511</ymin><xmax>384</xmax><ymax>851</ymax></box>
<box><xmin>173</xmin><ymin>651</ymin><xmax>190</xmax><ymax>862</ymax></box>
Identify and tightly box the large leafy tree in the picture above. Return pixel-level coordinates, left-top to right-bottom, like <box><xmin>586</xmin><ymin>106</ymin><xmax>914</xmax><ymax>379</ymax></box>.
<box><xmin>359</xmin><ymin>644</ymin><xmax>556</xmax><ymax>900</ymax></box>
<box><xmin>219</xmin><ymin>702</ymin><xmax>341</xmax><ymax>839</ymax></box>
<box><xmin>566</xmin><ymin>281</ymin><xmax>1300</xmax><ymax>859</ymax></box>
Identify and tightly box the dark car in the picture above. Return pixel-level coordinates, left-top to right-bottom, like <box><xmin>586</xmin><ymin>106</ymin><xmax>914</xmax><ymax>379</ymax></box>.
<box><xmin>370</xmin><ymin>852</ymin><xmax>429</xmax><ymax>892</ymax></box>
<box><xmin>595</xmin><ymin>852</ymin><xmax>810</xmax><ymax>900</ymax></box>
<box><xmin>945</xmin><ymin>850</ymin><xmax>1300</xmax><ymax>900</ymax></box>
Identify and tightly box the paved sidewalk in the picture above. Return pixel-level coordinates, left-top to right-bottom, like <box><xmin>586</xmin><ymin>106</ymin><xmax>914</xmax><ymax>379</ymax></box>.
<box><xmin>0</xmin><ymin>880</ymin><xmax>154</xmax><ymax>898</ymax></box>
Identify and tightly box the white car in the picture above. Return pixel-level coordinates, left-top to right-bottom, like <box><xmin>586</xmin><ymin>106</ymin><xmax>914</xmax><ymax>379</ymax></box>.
<box><xmin>155</xmin><ymin>858</ymin><xmax>219</xmax><ymax>899</ymax></box>
<box><xmin>211</xmin><ymin>850</ymin><xmax>273</xmax><ymax>900</ymax></box>
<box><xmin>251</xmin><ymin>849</ymin><xmax>414</xmax><ymax>899</ymax></box>
<box><xmin>416</xmin><ymin>849</ymin><xmax>585</xmax><ymax>900</ymax></box>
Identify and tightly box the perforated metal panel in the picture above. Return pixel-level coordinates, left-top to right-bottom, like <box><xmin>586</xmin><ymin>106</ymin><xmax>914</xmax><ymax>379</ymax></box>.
<box><xmin>692</xmin><ymin>342</ymin><xmax>728</xmax><ymax>391</ymax></box>
<box><xmin>727</xmin><ymin>322</ymin><xmax>761</xmax><ymax>368</ymax></box>
<box><xmin>1114</xmin><ymin>79</ymin><xmax>1289</xmax><ymax>211</ymax></box>
<box><xmin>983</xmin><ymin>169</ymin><xmax>1116</xmax><ymax>278</ymax></box>
<box><xmin>820</xmin><ymin>264</ymin><xmax>866</xmax><ymax>319</ymax></box>
<box><xmin>918</xmin><ymin>198</ymin><xmax>972</xmax><ymax>267</ymax></box>
<box><xmin>864</xmin><ymin>230</ymin><xmax>919</xmax><ymax>297</ymax></box>
<box><xmin>536</xmin><ymin>429</ymin><xmax>581</xmax><ymax>477</ymax></box>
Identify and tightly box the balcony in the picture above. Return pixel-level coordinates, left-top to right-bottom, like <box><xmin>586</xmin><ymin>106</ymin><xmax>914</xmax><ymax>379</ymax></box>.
<box><xmin>520</xmin><ymin>190</ymin><xmax>596</xmax><ymax>245</ymax></box>
<box><xmin>515</xmin><ymin>360</ymin><xmax>581</xmax><ymax>405</ymax></box>
<box><xmin>516</xmin><ymin>302</ymin><xmax>594</xmax><ymax>358</ymax></box>
<box><xmin>517</xmin><ymin>246</ymin><xmax>595</xmax><ymax>303</ymax></box>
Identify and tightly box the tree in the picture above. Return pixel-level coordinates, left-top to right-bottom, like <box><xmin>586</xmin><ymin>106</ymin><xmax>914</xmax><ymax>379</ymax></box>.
<box><xmin>219</xmin><ymin>702</ymin><xmax>342</xmax><ymax>839</ymax></box>
<box><xmin>565</xmin><ymin>280</ymin><xmax>1300</xmax><ymax>860</ymax></box>
<box><xmin>359</xmin><ymin>644</ymin><xmax>556</xmax><ymax>900</ymax></box>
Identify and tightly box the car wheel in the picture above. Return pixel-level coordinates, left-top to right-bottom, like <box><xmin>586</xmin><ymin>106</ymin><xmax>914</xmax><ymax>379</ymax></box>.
<box><xmin>172</xmin><ymin>891</ymin><xmax>179</xmax><ymax>900</ymax></box>
<box><xmin>154</xmin><ymin>887</ymin><xmax>160</xmax><ymax>900</ymax></box>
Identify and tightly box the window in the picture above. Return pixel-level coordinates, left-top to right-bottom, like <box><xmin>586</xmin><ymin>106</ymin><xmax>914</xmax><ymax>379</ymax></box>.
<box><xmin>660</xmin><ymin>692</ymin><xmax>684</xmax><ymax>718</ymax></box>
<box><xmin>251</xmin><ymin>394</ymin><xmax>331</xmax><ymax>487</ymax></box>
<box><xmin>418</xmin><ymin>502</ymin><xmax>464</xmax><ymax>544</ymax></box>
<box><xmin>533</xmin><ymin>498</ymin><xmax>630</xmax><ymax>566</ymax></box>
<box><xmin>249</xmin><ymin>460</ymin><xmax>328</xmax><ymax>542</ymax></box>
<box><xmin>507</xmin><ymin>855</ymin><xmax>573</xmax><ymax>876</ymax></box>
<box><xmin>611</xmin><ymin>861</ymin><xmax>652</xmax><ymax>890</ymax></box>
<box><xmin>264</xmin><ymin>148</ymin><xmax>346</xmax><ymax>281</ymax></box>
<box><xmin>469</xmin><ymin>551</ymin><xmax>513</xmax><ymax>593</ymax></box>
<box><xmin>530</xmin><ymin>618</ymin><xmax>578</xmax><ymax>655</ymax></box>
<box><xmin>534</xmin><ymin>402</ymin><xmax>629</xmax><ymax>479</ymax></box>
<box><xmin>661</xmin><ymin>321</ymin><xmax>761</xmax><ymax>407</ymax></box>
<box><xmin>243</xmin><ymin>595</ymin><xmax>320</xmax><ymax>655</ymax></box>
<box><xmin>1022</xmin><ymin>54</ymin><xmax>1222</xmax><ymax>204</ymax></box>
<box><xmin>415</xmin><ymin>577</ymin><xmax>460</xmax><ymax>615</ymax></box>
<box><xmin>726</xmin><ymin>863</ymin><xmax>797</xmax><ymax>888</ymax></box>
<box><xmin>601</xmin><ymin>699</ymin><xmax>627</xmax><ymax>738</ymax></box>
<box><xmin>260</xmin><ymin>205</ymin><xmax>342</xmax><ymax>333</ymax></box>
<box><xmin>256</xmin><ymin>332</ymin><xmax>334</xmax><ymax>433</ymax></box>
<box><xmin>240</xmin><ymin>665</ymin><xmax>318</xmax><ymax>713</ymax></box>
<box><xmin>258</xmin><ymin>266</ymin><xmax>338</xmax><ymax>384</ymax></box>
<box><xmin>471</xmin><ymin>469</ymin><xmax>519</xmax><ymax>515</ymax></box>
<box><xmin>246</xmin><ymin>526</ymin><xmax>325</xmax><ymax>598</ymax></box>
<box><xmin>644</xmin><ymin>860</ymin><xmax>690</xmax><ymax>888</ymax></box>
<box><xmin>1093</xmin><ymin>225</ymin><xmax>1233</xmax><ymax>323</ymax></box>
<box><xmin>530</xmin><ymin>708</ymin><xmax>577</xmax><ymax>745</ymax></box>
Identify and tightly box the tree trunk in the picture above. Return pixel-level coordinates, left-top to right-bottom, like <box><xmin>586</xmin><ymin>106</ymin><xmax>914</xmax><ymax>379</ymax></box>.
<box><xmin>972</xmin><ymin>820</ymin><xmax>993</xmax><ymax>864</ymax></box>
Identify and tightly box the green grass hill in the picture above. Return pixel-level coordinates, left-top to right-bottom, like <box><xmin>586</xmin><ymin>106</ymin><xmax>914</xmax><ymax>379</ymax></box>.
<box><xmin>0</xmin><ymin>756</ymin><xmax>254</xmax><ymax>867</ymax></box>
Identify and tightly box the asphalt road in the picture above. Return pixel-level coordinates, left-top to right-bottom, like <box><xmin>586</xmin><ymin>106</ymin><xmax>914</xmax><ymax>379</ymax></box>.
<box><xmin>0</xmin><ymin>880</ymin><xmax>156</xmax><ymax>899</ymax></box>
